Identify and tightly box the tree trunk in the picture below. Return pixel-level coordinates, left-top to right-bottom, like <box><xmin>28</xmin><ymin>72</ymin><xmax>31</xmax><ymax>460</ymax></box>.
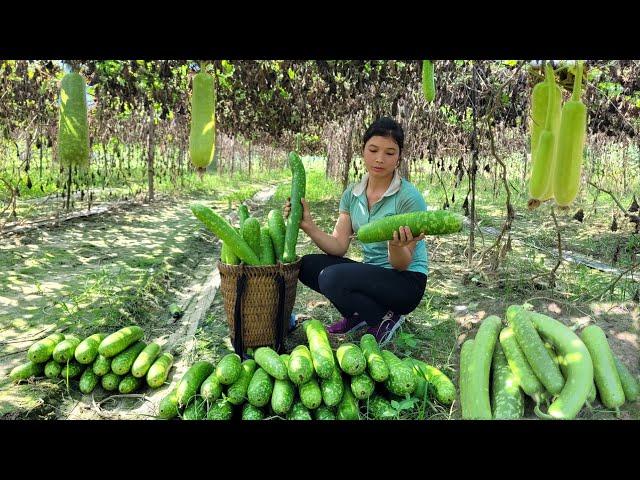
<box><xmin>65</xmin><ymin>166</ymin><xmax>72</xmax><ymax>211</ymax></box>
<box><xmin>230</xmin><ymin>138</ymin><xmax>236</xmax><ymax>174</ymax></box>
<box><xmin>493</xmin><ymin>157</ymin><xmax>498</xmax><ymax>198</ymax></box>
<box><xmin>25</xmin><ymin>131</ymin><xmax>32</xmax><ymax>173</ymax></box>
<box><xmin>325</xmin><ymin>145</ymin><xmax>331</xmax><ymax>180</ymax></box>
<box><xmin>180</xmin><ymin>147</ymin><xmax>187</xmax><ymax>187</ymax></box>
<box><xmin>248</xmin><ymin>140</ymin><xmax>252</xmax><ymax>178</ymax></box>
<box><xmin>623</xmin><ymin>146</ymin><xmax>628</xmax><ymax>193</ymax></box>
<box><xmin>325</xmin><ymin>128</ymin><xmax>333</xmax><ymax>179</ymax></box>
<box><xmin>211</xmin><ymin>130</ymin><xmax>219</xmax><ymax>172</ymax></box>
<box><xmin>39</xmin><ymin>134</ymin><xmax>44</xmax><ymax>179</ymax></box>
<box><xmin>468</xmin><ymin>63</ymin><xmax>479</xmax><ymax>266</ymax></box>
<box><xmin>102</xmin><ymin>142</ymin><xmax>108</xmax><ymax>188</ymax></box>
<box><xmin>13</xmin><ymin>140</ymin><xmax>20</xmax><ymax>179</ymax></box>
<box><xmin>342</xmin><ymin>128</ymin><xmax>353</xmax><ymax>190</ymax></box>
<box><xmin>147</xmin><ymin>108</ymin><xmax>156</xmax><ymax>202</ymax></box>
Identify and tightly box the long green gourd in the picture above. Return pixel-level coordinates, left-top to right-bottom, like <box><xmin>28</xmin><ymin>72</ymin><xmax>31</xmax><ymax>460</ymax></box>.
<box><xmin>356</xmin><ymin>211</ymin><xmax>463</xmax><ymax>244</ymax></box>
<box><xmin>409</xmin><ymin>358</ymin><xmax>456</xmax><ymax>405</ymax></box>
<box><xmin>241</xmin><ymin>217</ymin><xmax>262</xmax><ymax>259</ymax></box>
<box><xmin>529</xmin><ymin>63</ymin><xmax>562</xmax><ymax>169</ymax></box>
<box><xmin>459</xmin><ymin>339</ymin><xmax>475</xmax><ymax>419</ymax></box>
<box><xmin>190</xmin><ymin>204</ymin><xmax>260</xmax><ymax>265</ymax></box>
<box><xmin>267</xmin><ymin>209</ymin><xmax>286</xmax><ymax>262</ymax></box>
<box><xmin>422</xmin><ymin>60</ymin><xmax>435</xmax><ymax>102</ymax></box>
<box><xmin>283</xmin><ymin>151</ymin><xmax>306</xmax><ymax>263</ymax></box>
<box><xmin>238</xmin><ymin>204</ymin><xmax>250</xmax><ymax>232</ymax></box>
<box><xmin>613</xmin><ymin>356</ymin><xmax>640</xmax><ymax>402</ymax></box>
<box><xmin>465</xmin><ymin>315</ymin><xmax>502</xmax><ymax>419</ymax></box>
<box><xmin>491</xmin><ymin>343</ymin><xmax>524</xmax><ymax>419</ymax></box>
<box><xmin>528</xmin><ymin>63</ymin><xmax>561</xmax><ymax>209</ymax></box>
<box><xmin>506</xmin><ymin>305</ymin><xmax>565</xmax><ymax>396</ymax></box>
<box><xmin>220</xmin><ymin>241</ymin><xmax>239</xmax><ymax>265</ymax></box>
<box><xmin>553</xmin><ymin>60</ymin><xmax>587</xmax><ymax>208</ymax></box>
<box><xmin>28</xmin><ymin>333</ymin><xmax>66</xmax><ymax>364</ymax></box>
<box><xmin>259</xmin><ymin>226</ymin><xmax>276</xmax><ymax>265</ymax></box>
<box><xmin>539</xmin><ymin>65</ymin><xmax>563</xmax><ymax>202</ymax></box>
<box><xmin>303</xmin><ymin>319</ymin><xmax>335</xmax><ymax>379</ymax></box>
<box><xmin>499</xmin><ymin>326</ymin><xmax>547</xmax><ymax>405</ymax></box>
<box><xmin>189</xmin><ymin>70</ymin><xmax>216</xmax><ymax>175</ymax></box>
<box><xmin>58</xmin><ymin>72</ymin><xmax>90</xmax><ymax>168</ymax></box>
<box><xmin>528</xmin><ymin>311</ymin><xmax>593</xmax><ymax>420</ymax></box>
<box><xmin>580</xmin><ymin>325</ymin><xmax>625</xmax><ymax>411</ymax></box>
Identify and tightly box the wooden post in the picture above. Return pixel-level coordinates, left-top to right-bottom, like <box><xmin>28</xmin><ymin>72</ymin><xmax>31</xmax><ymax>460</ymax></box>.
<box><xmin>248</xmin><ymin>140</ymin><xmax>252</xmax><ymax>178</ymax></box>
<box><xmin>147</xmin><ymin>107</ymin><xmax>156</xmax><ymax>201</ymax></box>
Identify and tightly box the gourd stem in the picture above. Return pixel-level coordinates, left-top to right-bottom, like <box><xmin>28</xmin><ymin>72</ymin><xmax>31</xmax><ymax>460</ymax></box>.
<box><xmin>534</xmin><ymin>404</ymin><xmax>554</xmax><ymax>419</ymax></box>
<box><xmin>571</xmin><ymin>60</ymin><xmax>584</xmax><ymax>102</ymax></box>
<box><xmin>543</xmin><ymin>64</ymin><xmax>556</xmax><ymax>131</ymax></box>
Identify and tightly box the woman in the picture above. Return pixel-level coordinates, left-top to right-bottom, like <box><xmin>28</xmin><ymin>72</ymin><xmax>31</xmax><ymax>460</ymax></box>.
<box><xmin>284</xmin><ymin>117</ymin><xmax>428</xmax><ymax>347</ymax></box>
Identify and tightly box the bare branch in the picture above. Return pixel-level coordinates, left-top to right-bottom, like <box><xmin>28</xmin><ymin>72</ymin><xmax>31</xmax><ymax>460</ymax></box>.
<box><xmin>549</xmin><ymin>207</ymin><xmax>563</xmax><ymax>286</ymax></box>
<box><xmin>587</xmin><ymin>180</ymin><xmax>631</xmax><ymax>218</ymax></box>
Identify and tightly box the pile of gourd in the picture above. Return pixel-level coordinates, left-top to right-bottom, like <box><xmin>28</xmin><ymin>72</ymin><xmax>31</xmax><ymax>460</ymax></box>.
<box><xmin>191</xmin><ymin>151</ymin><xmax>306</xmax><ymax>266</ymax></box>
<box><xmin>158</xmin><ymin>319</ymin><xmax>456</xmax><ymax>420</ymax></box>
<box><xmin>9</xmin><ymin>326</ymin><xmax>173</xmax><ymax>396</ymax></box>
<box><xmin>460</xmin><ymin>305</ymin><xmax>640</xmax><ymax>419</ymax></box>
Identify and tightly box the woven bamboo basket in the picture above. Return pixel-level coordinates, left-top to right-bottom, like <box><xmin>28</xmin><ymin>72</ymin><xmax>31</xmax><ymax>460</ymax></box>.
<box><xmin>218</xmin><ymin>257</ymin><xmax>302</xmax><ymax>351</ymax></box>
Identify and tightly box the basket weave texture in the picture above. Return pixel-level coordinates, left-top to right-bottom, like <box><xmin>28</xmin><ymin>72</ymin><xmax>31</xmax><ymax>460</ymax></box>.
<box><xmin>218</xmin><ymin>257</ymin><xmax>302</xmax><ymax>348</ymax></box>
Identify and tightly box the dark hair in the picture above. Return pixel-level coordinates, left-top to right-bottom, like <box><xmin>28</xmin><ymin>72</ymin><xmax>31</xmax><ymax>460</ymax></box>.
<box><xmin>362</xmin><ymin>117</ymin><xmax>404</xmax><ymax>154</ymax></box>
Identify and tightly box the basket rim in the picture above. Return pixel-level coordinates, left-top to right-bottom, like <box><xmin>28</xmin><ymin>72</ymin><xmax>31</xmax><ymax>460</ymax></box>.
<box><xmin>217</xmin><ymin>257</ymin><xmax>303</xmax><ymax>271</ymax></box>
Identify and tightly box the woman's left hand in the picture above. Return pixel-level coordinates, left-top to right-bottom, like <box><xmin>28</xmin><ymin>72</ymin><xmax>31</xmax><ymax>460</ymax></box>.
<box><xmin>389</xmin><ymin>226</ymin><xmax>426</xmax><ymax>248</ymax></box>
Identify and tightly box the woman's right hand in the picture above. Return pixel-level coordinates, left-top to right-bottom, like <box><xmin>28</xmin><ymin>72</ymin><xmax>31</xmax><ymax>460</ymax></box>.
<box><xmin>284</xmin><ymin>197</ymin><xmax>313</xmax><ymax>231</ymax></box>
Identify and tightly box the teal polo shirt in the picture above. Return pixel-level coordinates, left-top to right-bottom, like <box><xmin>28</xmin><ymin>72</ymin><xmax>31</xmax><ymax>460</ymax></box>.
<box><xmin>339</xmin><ymin>171</ymin><xmax>428</xmax><ymax>275</ymax></box>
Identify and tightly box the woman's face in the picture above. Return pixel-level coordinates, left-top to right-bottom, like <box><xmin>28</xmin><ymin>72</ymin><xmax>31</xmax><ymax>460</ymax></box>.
<box><xmin>363</xmin><ymin>135</ymin><xmax>400</xmax><ymax>179</ymax></box>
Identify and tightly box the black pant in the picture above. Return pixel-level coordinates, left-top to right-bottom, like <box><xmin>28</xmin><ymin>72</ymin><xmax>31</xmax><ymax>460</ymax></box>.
<box><xmin>298</xmin><ymin>253</ymin><xmax>427</xmax><ymax>326</ymax></box>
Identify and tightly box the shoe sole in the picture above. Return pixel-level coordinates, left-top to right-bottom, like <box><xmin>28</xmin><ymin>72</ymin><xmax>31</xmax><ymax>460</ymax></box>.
<box><xmin>377</xmin><ymin>316</ymin><xmax>405</xmax><ymax>347</ymax></box>
<box><xmin>329</xmin><ymin>320</ymin><xmax>368</xmax><ymax>335</ymax></box>
<box><xmin>346</xmin><ymin>320</ymin><xmax>368</xmax><ymax>334</ymax></box>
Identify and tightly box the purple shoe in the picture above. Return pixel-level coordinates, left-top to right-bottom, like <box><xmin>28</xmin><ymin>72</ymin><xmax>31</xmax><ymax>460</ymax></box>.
<box><xmin>327</xmin><ymin>315</ymin><xmax>367</xmax><ymax>334</ymax></box>
<box><xmin>367</xmin><ymin>311</ymin><xmax>405</xmax><ymax>347</ymax></box>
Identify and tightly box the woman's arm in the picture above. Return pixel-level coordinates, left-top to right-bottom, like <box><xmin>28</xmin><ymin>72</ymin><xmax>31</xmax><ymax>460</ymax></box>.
<box><xmin>303</xmin><ymin>210</ymin><xmax>353</xmax><ymax>257</ymax></box>
<box><xmin>388</xmin><ymin>226</ymin><xmax>425</xmax><ymax>271</ymax></box>
<box><xmin>285</xmin><ymin>198</ymin><xmax>353</xmax><ymax>257</ymax></box>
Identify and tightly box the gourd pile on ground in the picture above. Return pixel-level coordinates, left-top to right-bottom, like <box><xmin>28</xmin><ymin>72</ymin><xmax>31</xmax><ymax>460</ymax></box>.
<box><xmin>158</xmin><ymin>319</ymin><xmax>456</xmax><ymax>420</ymax></box>
<box><xmin>9</xmin><ymin>326</ymin><xmax>174</xmax><ymax>396</ymax></box>
<box><xmin>460</xmin><ymin>305</ymin><xmax>640</xmax><ymax>419</ymax></box>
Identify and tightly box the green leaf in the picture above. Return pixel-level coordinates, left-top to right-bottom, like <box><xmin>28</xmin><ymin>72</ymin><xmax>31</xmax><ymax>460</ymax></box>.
<box><xmin>399</xmin><ymin>397</ymin><xmax>417</xmax><ymax>410</ymax></box>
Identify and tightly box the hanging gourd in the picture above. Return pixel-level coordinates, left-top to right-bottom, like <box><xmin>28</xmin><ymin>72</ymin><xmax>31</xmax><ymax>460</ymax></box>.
<box><xmin>553</xmin><ymin>60</ymin><xmax>587</xmax><ymax>208</ymax></box>
<box><xmin>189</xmin><ymin>65</ymin><xmax>216</xmax><ymax>177</ymax></box>
<box><xmin>57</xmin><ymin>71</ymin><xmax>90</xmax><ymax>168</ymax></box>
<box><xmin>422</xmin><ymin>60</ymin><xmax>435</xmax><ymax>102</ymax></box>
<box><xmin>527</xmin><ymin>63</ymin><xmax>561</xmax><ymax>209</ymax></box>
